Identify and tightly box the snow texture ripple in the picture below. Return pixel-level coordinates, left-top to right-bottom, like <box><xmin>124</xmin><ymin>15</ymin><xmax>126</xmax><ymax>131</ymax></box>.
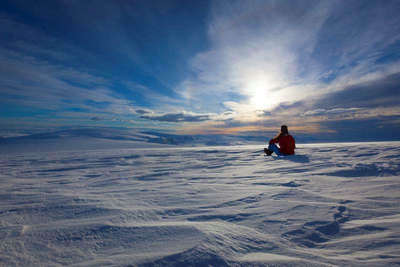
<box><xmin>0</xmin><ymin>142</ymin><xmax>400</xmax><ymax>266</ymax></box>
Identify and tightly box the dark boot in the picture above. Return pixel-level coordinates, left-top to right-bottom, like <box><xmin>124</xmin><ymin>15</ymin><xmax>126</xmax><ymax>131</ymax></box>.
<box><xmin>264</xmin><ymin>148</ymin><xmax>273</xmax><ymax>156</ymax></box>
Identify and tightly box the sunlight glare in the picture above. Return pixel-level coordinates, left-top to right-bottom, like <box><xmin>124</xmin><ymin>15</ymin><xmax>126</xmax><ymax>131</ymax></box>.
<box><xmin>245</xmin><ymin>75</ymin><xmax>277</xmax><ymax>110</ymax></box>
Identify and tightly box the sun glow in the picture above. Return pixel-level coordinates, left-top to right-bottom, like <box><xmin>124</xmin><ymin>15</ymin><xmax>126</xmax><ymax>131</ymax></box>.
<box><xmin>249</xmin><ymin>89</ymin><xmax>269</xmax><ymax>110</ymax></box>
<box><xmin>245</xmin><ymin>75</ymin><xmax>278</xmax><ymax>110</ymax></box>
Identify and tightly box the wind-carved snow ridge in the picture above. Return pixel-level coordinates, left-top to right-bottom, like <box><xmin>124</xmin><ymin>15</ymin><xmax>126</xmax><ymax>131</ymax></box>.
<box><xmin>0</xmin><ymin>142</ymin><xmax>399</xmax><ymax>266</ymax></box>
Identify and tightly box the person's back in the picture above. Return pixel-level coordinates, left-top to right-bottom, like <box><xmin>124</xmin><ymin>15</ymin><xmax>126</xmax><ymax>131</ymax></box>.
<box><xmin>278</xmin><ymin>134</ymin><xmax>295</xmax><ymax>155</ymax></box>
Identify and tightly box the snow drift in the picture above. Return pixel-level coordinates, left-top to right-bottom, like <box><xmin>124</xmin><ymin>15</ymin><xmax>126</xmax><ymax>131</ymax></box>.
<box><xmin>0</xmin><ymin>141</ymin><xmax>399</xmax><ymax>266</ymax></box>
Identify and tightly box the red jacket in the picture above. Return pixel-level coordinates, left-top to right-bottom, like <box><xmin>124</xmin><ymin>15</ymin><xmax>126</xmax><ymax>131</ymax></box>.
<box><xmin>270</xmin><ymin>134</ymin><xmax>296</xmax><ymax>155</ymax></box>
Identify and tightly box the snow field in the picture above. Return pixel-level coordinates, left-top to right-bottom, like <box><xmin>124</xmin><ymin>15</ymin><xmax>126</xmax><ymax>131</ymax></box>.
<box><xmin>0</xmin><ymin>142</ymin><xmax>399</xmax><ymax>266</ymax></box>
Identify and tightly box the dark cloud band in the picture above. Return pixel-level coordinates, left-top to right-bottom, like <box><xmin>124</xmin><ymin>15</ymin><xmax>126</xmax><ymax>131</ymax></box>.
<box><xmin>141</xmin><ymin>113</ymin><xmax>210</xmax><ymax>122</ymax></box>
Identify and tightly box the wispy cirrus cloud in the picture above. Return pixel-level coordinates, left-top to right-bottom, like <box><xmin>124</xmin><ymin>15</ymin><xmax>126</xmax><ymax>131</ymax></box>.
<box><xmin>0</xmin><ymin>5</ymin><xmax>206</xmax><ymax>134</ymax></box>
<box><xmin>0</xmin><ymin>14</ymin><xmax>146</xmax><ymax>129</ymax></box>
<box><xmin>0</xmin><ymin>47</ymin><xmax>123</xmax><ymax>112</ymax></box>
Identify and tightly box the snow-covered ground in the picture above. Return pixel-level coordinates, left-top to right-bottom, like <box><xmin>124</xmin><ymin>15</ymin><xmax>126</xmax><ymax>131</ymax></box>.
<box><xmin>0</xmin><ymin>142</ymin><xmax>399</xmax><ymax>266</ymax></box>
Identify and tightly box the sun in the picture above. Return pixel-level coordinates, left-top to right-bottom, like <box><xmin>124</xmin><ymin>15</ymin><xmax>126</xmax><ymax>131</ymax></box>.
<box><xmin>246</xmin><ymin>76</ymin><xmax>276</xmax><ymax>110</ymax></box>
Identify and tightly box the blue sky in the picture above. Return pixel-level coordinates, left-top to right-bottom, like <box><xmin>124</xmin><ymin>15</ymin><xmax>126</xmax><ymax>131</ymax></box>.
<box><xmin>1</xmin><ymin>0</ymin><xmax>400</xmax><ymax>140</ymax></box>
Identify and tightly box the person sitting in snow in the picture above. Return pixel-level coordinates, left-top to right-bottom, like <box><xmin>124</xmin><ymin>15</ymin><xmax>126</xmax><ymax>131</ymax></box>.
<box><xmin>264</xmin><ymin>125</ymin><xmax>296</xmax><ymax>156</ymax></box>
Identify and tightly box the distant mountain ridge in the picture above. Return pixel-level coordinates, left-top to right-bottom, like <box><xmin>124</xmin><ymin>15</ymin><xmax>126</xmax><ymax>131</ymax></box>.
<box><xmin>1</xmin><ymin>127</ymin><xmax>397</xmax><ymax>154</ymax></box>
<box><xmin>0</xmin><ymin>128</ymin><xmax>265</xmax><ymax>154</ymax></box>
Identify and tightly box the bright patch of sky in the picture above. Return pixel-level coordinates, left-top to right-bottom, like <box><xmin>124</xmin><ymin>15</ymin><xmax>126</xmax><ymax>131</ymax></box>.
<box><xmin>0</xmin><ymin>0</ymin><xmax>399</xmax><ymax>140</ymax></box>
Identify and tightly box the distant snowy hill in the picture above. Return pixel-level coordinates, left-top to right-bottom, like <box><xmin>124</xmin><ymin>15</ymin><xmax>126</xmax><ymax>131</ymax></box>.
<box><xmin>0</xmin><ymin>128</ymin><xmax>266</xmax><ymax>153</ymax></box>
<box><xmin>0</xmin><ymin>128</ymin><xmax>168</xmax><ymax>153</ymax></box>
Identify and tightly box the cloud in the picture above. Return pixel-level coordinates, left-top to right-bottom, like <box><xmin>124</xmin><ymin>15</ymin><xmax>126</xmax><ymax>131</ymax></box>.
<box><xmin>1</xmin><ymin>1</ymin><xmax>400</xmax><ymax>139</ymax></box>
<box><xmin>123</xmin><ymin>81</ymin><xmax>183</xmax><ymax>112</ymax></box>
<box><xmin>177</xmin><ymin>0</ymin><xmax>400</xmax><ymax>123</ymax></box>
<box><xmin>0</xmin><ymin>15</ymin><xmax>144</xmax><ymax>122</ymax></box>
<box><xmin>90</xmin><ymin>116</ymin><xmax>103</xmax><ymax>121</ymax></box>
<box><xmin>0</xmin><ymin>14</ymin><xmax>118</xmax><ymax>111</ymax></box>
<box><xmin>0</xmin><ymin>10</ymin><xmax>204</xmax><ymax>131</ymax></box>
<box><xmin>314</xmin><ymin>72</ymin><xmax>400</xmax><ymax>110</ymax></box>
<box><xmin>135</xmin><ymin>109</ymin><xmax>151</xmax><ymax>114</ymax></box>
<box><xmin>303</xmin><ymin>108</ymin><xmax>362</xmax><ymax>116</ymax></box>
<box><xmin>259</xmin><ymin>71</ymin><xmax>400</xmax><ymax>117</ymax></box>
<box><xmin>177</xmin><ymin>1</ymin><xmax>333</xmax><ymax>113</ymax></box>
<box><xmin>141</xmin><ymin>112</ymin><xmax>211</xmax><ymax>122</ymax></box>
<box><xmin>318</xmin><ymin>117</ymin><xmax>400</xmax><ymax>142</ymax></box>
<box><xmin>0</xmin><ymin>51</ymin><xmax>128</xmax><ymax>113</ymax></box>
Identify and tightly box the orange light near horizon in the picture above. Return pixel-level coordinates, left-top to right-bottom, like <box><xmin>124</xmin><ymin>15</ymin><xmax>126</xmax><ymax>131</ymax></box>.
<box><xmin>177</xmin><ymin>123</ymin><xmax>335</xmax><ymax>136</ymax></box>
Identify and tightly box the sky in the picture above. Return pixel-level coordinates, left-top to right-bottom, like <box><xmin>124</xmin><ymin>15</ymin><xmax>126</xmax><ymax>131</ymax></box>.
<box><xmin>1</xmin><ymin>0</ymin><xmax>400</xmax><ymax>141</ymax></box>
